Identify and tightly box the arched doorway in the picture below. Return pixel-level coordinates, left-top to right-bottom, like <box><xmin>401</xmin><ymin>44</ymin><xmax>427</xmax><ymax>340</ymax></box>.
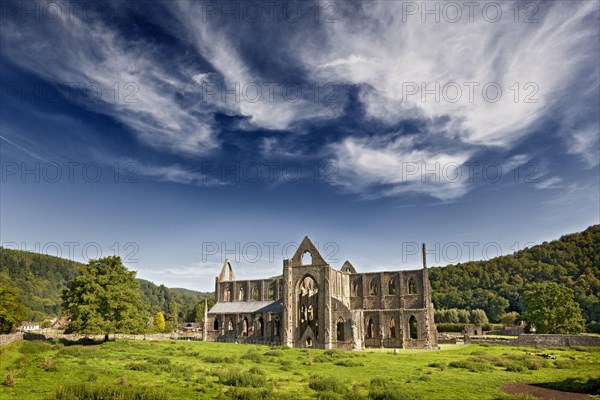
<box><xmin>409</xmin><ymin>315</ymin><xmax>418</xmax><ymax>339</ymax></box>
<box><xmin>258</xmin><ymin>317</ymin><xmax>264</xmax><ymax>336</ymax></box>
<box><xmin>298</xmin><ymin>275</ymin><xmax>318</xmax><ymax>338</ymax></box>
<box><xmin>242</xmin><ymin>317</ymin><xmax>248</xmax><ymax>336</ymax></box>
<box><xmin>336</xmin><ymin>318</ymin><xmax>344</xmax><ymax>341</ymax></box>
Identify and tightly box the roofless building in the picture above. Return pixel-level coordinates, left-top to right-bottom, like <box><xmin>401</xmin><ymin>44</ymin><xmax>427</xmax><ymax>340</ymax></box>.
<box><xmin>204</xmin><ymin>236</ymin><xmax>437</xmax><ymax>349</ymax></box>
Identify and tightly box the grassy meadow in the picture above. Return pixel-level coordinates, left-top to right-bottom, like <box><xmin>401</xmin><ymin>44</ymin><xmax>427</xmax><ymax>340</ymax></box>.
<box><xmin>0</xmin><ymin>339</ymin><xmax>598</xmax><ymax>400</ymax></box>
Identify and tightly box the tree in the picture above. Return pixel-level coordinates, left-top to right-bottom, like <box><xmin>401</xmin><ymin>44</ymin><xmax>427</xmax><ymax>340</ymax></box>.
<box><xmin>0</xmin><ymin>287</ymin><xmax>27</xmax><ymax>333</ymax></box>
<box><xmin>470</xmin><ymin>309</ymin><xmax>489</xmax><ymax>325</ymax></box>
<box><xmin>62</xmin><ymin>256</ymin><xmax>148</xmax><ymax>341</ymax></box>
<box><xmin>523</xmin><ymin>282</ymin><xmax>585</xmax><ymax>334</ymax></box>
<box><xmin>154</xmin><ymin>311</ymin><xmax>166</xmax><ymax>332</ymax></box>
<box><xmin>457</xmin><ymin>309</ymin><xmax>471</xmax><ymax>324</ymax></box>
<box><xmin>500</xmin><ymin>312</ymin><xmax>519</xmax><ymax>327</ymax></box>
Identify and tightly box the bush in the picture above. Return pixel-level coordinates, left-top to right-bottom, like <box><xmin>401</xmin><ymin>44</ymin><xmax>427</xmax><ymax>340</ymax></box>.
<box><xmin>505</xmin><ymin>363</ymin><xmax>527</xmax><ymax>372</ymax></box>
<box><xmin>369</xmin><ymin>378</ymin><xmax>420</xmax><ymax>400</ymax></box>
<box><xmin>203</xmin><ymin>355</ymin><xmax>237</xmax><ymax>363</ymax></box>
<box><xmin>221</xmin><ymin>387</ymin><xmax>274</xmax><ymax>400</ymax></box>
<box><xmin>217</xmin><ymin>368</ymin><xmax>266</xmax><ymax>388</ymax></box>
<box><xmin>19</xmin><ymin>341</ymin><xmax>51</xmax><ymax>355</ymax></box>
<box><xmin>56</xmin><ymin>346</ymin><xmax>97</xmax><ymax>358</ymax></box>
<box><xmin>448</xmin><ymin>360</ymin><xmax>493</xmax><ymax>372</ymax></box>
<box><xmin>241</xmin><ymin>351</ymin><xmax>263</xmax><ymax>363</ymax></box>
<box><xmin>334</xmin><ymin>359</ymin><xmax>364</xmax><ymax>367</ymax></box>
<box><xmin>49</xmin><ymin>383</ymin><xmax>169</xmax><ymax>400</ymax></box>
<box><xmin>428</xmin><ymin>362</ymin><xmax>446</xmax><ymax>370</ymax></box>
<box><xmin>263</xmin><ymin>349</ymin><xmax>284</xmax><ymax>357</ymax></box>
<box><xmin>3</xmin><ymin>373</ymin><xmax>16</xmax><ymax>388</ymax></box>
<box><xmin>435</xmin><ymin>323</ymin><xmax>466</xmax><ymax>333</ymax></box>
<box><xmin>309</xmin><ymin>375</ymin><xmax>345</xmax><ymax>394</ymax></box>
<box><xmin>41</xmin><ymin>357</ymin><xmax>56</xmax><ymax>371</ymax></box>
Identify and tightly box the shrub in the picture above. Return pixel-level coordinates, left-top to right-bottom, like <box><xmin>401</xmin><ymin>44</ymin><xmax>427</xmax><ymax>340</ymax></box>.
<box><xmin>263</xmin><ymin>349</ymin><xmax>284</xmax><ymax>357</ymax></box>
<box><xmin>203</xmin><ymin>355</ymin><xmax>237</xmax><ymax>363</ymax></box>
<box><xmin>19</xmin><ymin>341</ymin><xmax>51</xmax><ymax>355</ymax></box>
<box><xmin>369</xmin><ymin>378</ymin><xmax>420</xmax><ymax>400</ymax></box>
<box><xmin>41</xmin><ymin>357</ymin><xmax>56</xmax><ymax>371</ymax></box>
<box><xmin>448</xmin><ymin>360</ymin><xmax>493</xmax><ymax>372</ymax></box>
<box><xmin>126</xmin><ymin>362</ymin><xmax>155</xmax><ymax>372</ymax></box>
<box><xmin>221</xmin><ymin>387</ymin><xmax>274</xmax><ymax>400</ymax></box>
<box><xmin>49</xmin><ymin>383</ymin><xmax>169</xmax><ymax>400</ymax></box>
<box><xmin>241</xmin><ymin>351</ymin><xmax>263</xmax><ymax>363</ymax></box>
<box><xmin>217</xmin><ymin>368</ymin><xmax>267</xmax><ymax>388</ymax></box>
<box><xmin>309</xmin><ymin>375</ymin><xmax>345</xmax><ymax>394</ymax></box>
<box><xmin>505</xmin><ymin>363</ymin><xmax>527</xmax><ymax>372</ymax></box>
<box><xmin>428</xmin><ymin>362</ymin><xmax>446</xmax><ymax>370</ymax></box>
<box><xmin>56</xmin><ymin>346</ymin><xmax>97</xmax><ymax>358</ymax></box>
<box><xmin>554</xmin><ymin>360</ymin><xmax>576</xmax><ymax>369</ymax></box>
<box><xmin>334</xmin><ymin>359</ymin><xmax>363</xmax><ymax>367</ymax></box>
<box><xmin>2</xmin><ymin>373</ymin><xmax>16</xmax><ymax>388</ymax></box>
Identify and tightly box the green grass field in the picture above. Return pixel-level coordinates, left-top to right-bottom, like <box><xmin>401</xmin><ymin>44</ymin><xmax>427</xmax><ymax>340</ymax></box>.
<box><xmin>0</xmin><ymin>339</ymin><xmax>598</xmax><ymax>399</ymax></box>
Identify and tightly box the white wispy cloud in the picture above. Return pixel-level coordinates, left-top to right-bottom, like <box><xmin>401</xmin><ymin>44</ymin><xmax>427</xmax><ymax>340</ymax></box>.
<box><xmin>535</xmin><ymin>177</ymin><xmax>563</xmax><ymax>190</ymax></box>
<box><xmin>305</xmin><ymin>1</ymin><xmax>598</xmax><ymax>147</ymax></box>
<box><xmin>0</xmin><ymin>2</ymin><xmax>217</xmax><ymax>155</ymax></box>
<box><xmin>568</xmin><ymin>126</ymin><xmax>600</xmax><ymax>167</ymax></box>
<box><xmin>329</xmin><ymin>134</ymin><xmax>473</xmax><ymax>201</ymax></box>
<box><xmin>165</xmin><ymin>0</ymin><xmax>345</xmax><ymax>132</ymax></box>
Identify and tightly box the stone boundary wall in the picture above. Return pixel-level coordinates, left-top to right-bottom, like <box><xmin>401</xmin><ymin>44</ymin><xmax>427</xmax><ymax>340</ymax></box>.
<box><xmin>516</xmin><ymin>334</ymin><xmax>600</xmax><ymax>347</ymax></box>
<box><xmin>1</xmin><ymin>332</ymin><xmax>203</xmax><ymax>345</ymax></box>
<box><xmin>466</xmin><ymin>334</ymin><xmax>600</xmax><ymax>347</ymax></box>
<box><xmin>0</xmin><ymin>333</ymin><xmax>23</xmax><ymax>346</ymax></box>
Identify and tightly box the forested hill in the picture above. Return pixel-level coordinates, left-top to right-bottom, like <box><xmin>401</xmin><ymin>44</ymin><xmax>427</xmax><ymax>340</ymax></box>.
<box><xmin>2</xmin><ymin>225</ymin><xmax>598</xmax><ymax>325</ymax></box>
<box><xmin>428</xmin><ymin>224</ymin><xmax>599</xmax><ymax>324</ymax></box>
<box><xmin>0</xmin><ymin>248</ymin><xmax>212</xmax><ymax>322</ymax></box>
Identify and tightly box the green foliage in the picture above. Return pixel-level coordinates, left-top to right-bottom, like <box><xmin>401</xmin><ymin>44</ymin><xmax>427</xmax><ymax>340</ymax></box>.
<box><xmin>154</xmin><ymin>311</ymin><xmax>166</xmax><ymax>333</ymax></box>
<box><xmin>429</xmin><ymin>225</ymin><xmax>600</xmax><ymax>324</ymax></box>
<box><xmin>49</xmin><ymin>383</ymin><xmax>169</xmax><ymax>400</ymax></box>
<box><xmin>500</xmin><ymin>312</ymin><xmax>520</xmax><ymax>327</ymax></box>
<box><xmin>1</xmin><ymin>339</ymin><xmax>598</xmax><ymax>399</ymax></box>
<box><xmin>0</xmin><ymin>286</ymin><xmax>27</xmax><ymax>333</ymax></box>
<box><xmin>62</xmin><ymin>256</ymin><xmax>148</xmax><ymax>336</ymax></box>
<box><xmin>522</xmin><ymin>282</ymin><xmax>585</xmax><ymax>333</ymax></box>
<box><xmin>309</xmin><ymin>375</ymin><xmax>345</xmax><ymax>394</ymax></box>
<box><xmin>216</xmin><ymin>367</ymin><xmax>267</xmax><ymax>388</ymax></box>
<box><xmin>435</xmin><ymin>308</ymin><xmax>490</xmax><ymax>324</ymax></box>
<box><xmin>2</xmin><ymin>373</ymin><xmax>16</xmax><ymax>388</ymax></box>
<box><xmin>369</xmin><ymin>377</ymin><xmax>420</xmax><ymax>400</ymax></box>
<box><xmin>470</xmin><ymin>309</ymin><xmax>489</xmax><ymax>325</ymax></box>
<box><xmin>0</xmin><ymin>247</ymin><xmax>212</xmax><ymax>322</ymax></box>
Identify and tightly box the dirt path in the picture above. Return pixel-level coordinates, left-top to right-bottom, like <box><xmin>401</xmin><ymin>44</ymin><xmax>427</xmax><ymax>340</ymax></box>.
<box><xmin>502</xmin><ymin>383</ymin><xmax>593</xmax><ymax>400</ymax></box>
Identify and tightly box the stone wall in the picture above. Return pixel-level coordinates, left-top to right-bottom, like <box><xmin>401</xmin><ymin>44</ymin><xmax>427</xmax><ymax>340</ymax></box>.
<box><xmin>0</xmin><ymin>332</ymin><xmax>201</xmax><ymax>346</ymax></box>
<box><xmin>516</xmin><ymin>334</ymin><xmax>600</xmax><ymax>347</ymax></box>
<box><xmin>0</xmin><ymin>333</ymin><xmax>23</xmax><ymax>346</ymax></box>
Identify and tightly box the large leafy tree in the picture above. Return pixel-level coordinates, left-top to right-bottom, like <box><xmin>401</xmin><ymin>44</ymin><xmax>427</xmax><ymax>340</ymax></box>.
<box><xmin>0</xmin><ymin>287</ymin><xmax>27</xmax><ymax>333</ymax></box>
<box><xmin>523</xmin><ymin>282</ymin><xmax>585</xmax><ymax>334</ymax></box>
<box><xmin>62</xmin><ymin>256</ymin><xmax>148</xmax><ymax>340</ymax></box>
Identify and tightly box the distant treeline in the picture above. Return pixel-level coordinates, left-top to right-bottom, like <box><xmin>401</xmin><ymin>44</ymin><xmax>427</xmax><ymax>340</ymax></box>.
<box><xmin>0</xmin><ymin>248</ymin><xmax>213</xmax><ymax>323</ymax></box>
<box><xmin>1</xmin><ymin>224</ymin><xmax>598</xmax><ymax>329</ymax></box>
<box><xmin>429</xmin><ymin>225</ymin><xmax>599</xmax><ymax>325</ymax></box>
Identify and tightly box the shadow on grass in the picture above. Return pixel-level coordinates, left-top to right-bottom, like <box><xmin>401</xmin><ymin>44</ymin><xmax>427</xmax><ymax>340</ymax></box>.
<box><xmin>23</xmin><ymin>333</ymin><xmax>106</xmax><ymax>347</ymax></box>
<box><xmin>535</xmin><ymin>377</ymin><xmax>600</xmax><ymax>395</ymax></box>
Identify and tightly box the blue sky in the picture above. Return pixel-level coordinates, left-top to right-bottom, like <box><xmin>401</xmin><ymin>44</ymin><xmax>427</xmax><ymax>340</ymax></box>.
<box><xmin>1</xmin><ymin>0</ymin><xmax>598</xmax><ymax>291</ymax></box>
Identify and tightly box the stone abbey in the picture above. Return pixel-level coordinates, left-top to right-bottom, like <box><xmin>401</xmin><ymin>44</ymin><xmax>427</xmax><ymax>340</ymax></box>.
<box><xmin>204</xmin><ymin>236</ymin><xmax>437</xmax><ymax>349</ymax></box>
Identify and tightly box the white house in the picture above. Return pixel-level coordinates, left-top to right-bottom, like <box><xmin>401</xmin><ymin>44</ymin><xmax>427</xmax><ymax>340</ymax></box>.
<box><xmin>18</xmin><ymin>322</ymin><xmax>40</xmax><ymax>332</ymax></box>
